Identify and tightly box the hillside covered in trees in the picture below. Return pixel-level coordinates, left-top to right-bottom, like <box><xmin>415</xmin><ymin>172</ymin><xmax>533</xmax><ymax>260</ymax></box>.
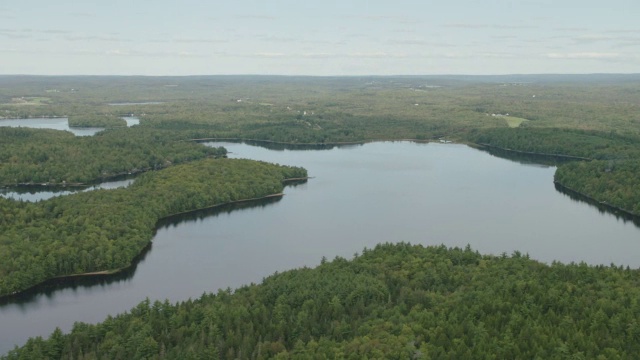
<box><xmin>5</xmin><ymin>243</ymin><xmax>640</xmax><ymax>359</ymax></box>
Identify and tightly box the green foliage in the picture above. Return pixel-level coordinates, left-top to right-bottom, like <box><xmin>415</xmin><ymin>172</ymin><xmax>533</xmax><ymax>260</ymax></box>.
<box><xmin>67</xmin><ymin>115</ymin><xmax>126</xmax><ymax>128</ymax></box>
<box><xmin>555</xmin><ymin>159</ymin><xmax>640</xmax><ymax>215</ymax></box>
<box><xmin>0</xmin><ymin>159</ymin><xmax>306</xmax><ymax>296</ymax></box>
<box><xmin>6</xmin><ymin>243</ymin><xmax>640</xmax><ymax>359</ymax></box>
<box><xmin>0</xmin><ymin>127</ymin><xmax>226</xmax><ymax>185</ymax></box>
<box><xmin>468</xmin><ymin>127</ymin><xmax>640</xmax><ymax>160</ymax></box>
<box><xmin>2</xmin><ymin>75</ymin><xmax>640</xmax><ymax>358</ymax></box>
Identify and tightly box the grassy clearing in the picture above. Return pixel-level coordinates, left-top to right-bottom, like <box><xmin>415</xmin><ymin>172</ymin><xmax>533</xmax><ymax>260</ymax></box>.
<box><xmin>504</xmin><ymin>116</ymin><xmax>529</xmax><ymax>128</ymax></box>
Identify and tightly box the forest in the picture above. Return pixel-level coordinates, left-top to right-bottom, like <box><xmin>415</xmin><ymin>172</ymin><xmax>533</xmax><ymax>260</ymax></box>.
<box><xmin>2</xmin><ymin>75</ymin><xmax>640</xmax><ymax>215</ymax></box>
<box><xmin>67</xmin><ymin>115</ymin><xmax>127</xmax><ymax>128</ymax></box>
<box><xmin>0</xmin><ymin>159</ymin><xmax>306</xmax><ymax>296</ymax></box>
<box><xmin>1</xmin><ymin>75</ymin><xmax>640</xmax><ymax>357</ymax></box>
<box><xmin>0</xmin><ymin>127</ymin><xmax>226</xmax><ymax>185</ymax></box>
<box><xmin>5</xmin><ymin>243</ymin><xmax>640</xmax><ymax>359</ymax></box>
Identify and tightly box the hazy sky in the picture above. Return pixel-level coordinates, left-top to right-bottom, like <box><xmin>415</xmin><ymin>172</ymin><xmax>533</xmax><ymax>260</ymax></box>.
<box><xmin>1</xmin><ymin>0</ymin><xmax>638</xmax><ymax>75</ymax></box>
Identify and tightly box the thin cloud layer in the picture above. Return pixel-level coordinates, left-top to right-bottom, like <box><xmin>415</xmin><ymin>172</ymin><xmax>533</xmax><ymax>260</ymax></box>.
<box><xmin>1</xmin><ymin>0</ymin><xmax>638</xmax><ymax>75</ymax></box>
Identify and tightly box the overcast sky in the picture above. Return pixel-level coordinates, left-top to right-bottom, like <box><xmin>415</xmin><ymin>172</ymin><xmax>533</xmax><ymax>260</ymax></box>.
<box><xmin>1</xmin><ymin>0</ymin><xmax>639</xmax><ymax>75</ymax></box>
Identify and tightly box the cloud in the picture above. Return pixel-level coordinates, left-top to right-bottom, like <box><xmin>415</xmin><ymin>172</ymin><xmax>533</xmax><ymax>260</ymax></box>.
<box><xmin>234</xmin><ymin>15</ymin><xmax>277</xmax><ymax>20</ymax></box>
<box><xmin>98</xmin><ymin>49</ymin><xmax>205</xmax><ymax>58</ymax></box>
<box><xmin>347</xmin><ymin>52</ymin><xmax>407</xmax><ymax>59</ymax></box>
<box><xmin>253</xmin><ymin>52</ymin><xmax>286</xmax><ymax>58</ymax></box>
<box><xmin>443</xmin><ymin>23</ymin><xmax>535</xmax><ymax>30</ymax></box>
<box><xmin>301</xmin><ymin>52</ymin><xmax>336</xmax><ymax>59</ymax></box>
<box><xmin>605</xmin><ymin>29</ymin><xmax>640</xmax><ymax>34</ymax></box>
<box><xmin>37</xmin><ymin>29</ymin><xmax>72</xmax><ymax>35</ymax></box>
<box><xmin>554</xmin><ymin>27</ymin><xmax>590</xmax><ymax>32</ymax></box>
<box><xmin>546</xmin><ymin>52</ymin><xmax>620</xmax><ymax>59</ymax></box>
<box><xmin>389</xmin><ymin>39</ymin><xmax>456</xmax><ymax>47</ymax></box>
<box><xmin>571</xmin><ymin>35</ymin><xmax>614</xmax><ymax>44</ymax></box>
<box><xmin>237</xmin><ymin>51</ymin><xmax>411</xmax><ymax>60</ymax></box>
<box><xmin>493</xmin><ymin>24</ymin><xmax>536</xmax><ymax>30</ymax></box>
<box><xmin>69</xmin><ymin>12</ymin><xmax>96</xmax><ymax>18</ymax></box>
<box><xmin>66</xmin><ymin>35</ymin><xmax>130</xmax><ymax>42</ymax></box>
<box><xmin>613</xmin><ymin>37</ymin><xmax>640</xmax><ymax>48</ymax></box>
<box><xmin>443</xmin><ymin>23</ymin><xmax>488</xmax><ymax>29</ymax></box>
<box><xmin>172</xmin><ymin>37</ymin><xmax>227</xmax><ymax>44</ymax></box>
<box><xmin>478</xmin><ymin>52</ymin><xmax>517</xmax><ymax>58</ymax></box>
<box><xmin>491</xmin><ymin>35</ymin><xmax>518</xmax><ymax>40</ymax></box>
<box><xmin>360</xmin><ymin>15</ymin><xmax>420</xmax><ymax>24</ymax></box>
<box><xmin>106</xmin><ymin>49</ymin><xmax>129</xmax><ymax>56</ymax></box>
<box><xmin>0</xmin><ymin>32</ymin><xmax>32</xmax><ymax>40</ymax></box>
<box><xmin>0</xmin><ymin>7</ymin><xmax>14</xmax><ymax>19</ymax></box>
<box><xmin>258</xmin><ymin>35</ymin><xmax>300</xmax><ymax>43</ymax></box>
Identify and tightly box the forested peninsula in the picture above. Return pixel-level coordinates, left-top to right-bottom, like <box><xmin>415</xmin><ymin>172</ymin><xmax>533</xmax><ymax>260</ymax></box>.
<box><xmin>0</xmin><ymin>159</ymin><xmax>307</xmax><ymax>296</ymax></box>
<box><xmin>5</xmin><ymin>243</ymin><xmax>640</xmax><ymax>359</ymax></box>
<box><xmin>0</xmin><ymin>127</ymin><xmax>226</xmax><ymax>185</ymax></box>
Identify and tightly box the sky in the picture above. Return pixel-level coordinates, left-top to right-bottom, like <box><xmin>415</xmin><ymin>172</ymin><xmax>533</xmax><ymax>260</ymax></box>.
<box><xmin>1</xmin><ymin>0</ymin><xmax>639</xmax><ymax>76</ymax></box>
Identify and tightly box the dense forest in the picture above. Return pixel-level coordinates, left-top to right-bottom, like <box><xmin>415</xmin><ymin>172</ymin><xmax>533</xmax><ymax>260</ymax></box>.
<box><xmin>555</xmin><ymin>159</ymin><xmax>640</xmax><ymax>215</ymax></box>
<box><xmin>4</xmin><ymin>76</ymin><xmax>639</xmax><ymax>215</ymax></box>
<box><xmin>0</xmin><ymin>159</ymin><xmax>306</xmax><ymax>296</ymax></box>
<box><xmin>2</xmin><ymin>75</ymin><xmax>640</xmax><ymax>357</ymax></box>
<box><xmin>67</xmin><ymin>115</ymin><xmax>126</xmax><ymax>128</ymax></box>
<box><xmin>5</xmin><ymin>243</ymin><xmax>640</xmax><ymax>359</ymax></box>
<box><xmin>0</xmin><ymin>127</ymin><xmax>226</xmax><ymax>185</ymax></box>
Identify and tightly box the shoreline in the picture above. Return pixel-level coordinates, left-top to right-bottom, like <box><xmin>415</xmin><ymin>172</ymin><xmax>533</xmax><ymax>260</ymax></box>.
<box><xmin>0</xmin><ymin>154</ymin><xmax>227</xmax><ymax>189</ymax></box>
<box><xmin>189</xmin><ymin>136</ymin><xmax>443</xmax><ymax>147</ymax></box>
<box><xmin>553</xmin><ymin>181</ymin><xmax>640</xmax><ymax>220</ymax></box>
<box><xmin>0</xmin><ymin>187</ymin><xmax>305</xmax><ymax>300</ymax></box>
<box><xmin>473</xmin><ymin>143</ymin><xmax>592</xmax><ymax>161</ymax></box>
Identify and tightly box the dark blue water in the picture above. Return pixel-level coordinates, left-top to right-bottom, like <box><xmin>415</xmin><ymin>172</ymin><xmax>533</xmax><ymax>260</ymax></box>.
<box><xmin>1</xmin><ymin>141</ymin><xmax>639</xmax><ymax>354</ymax></box>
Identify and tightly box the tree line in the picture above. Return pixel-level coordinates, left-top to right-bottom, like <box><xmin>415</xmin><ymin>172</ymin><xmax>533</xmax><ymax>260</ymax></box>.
<box><xmin>5</xmin><ymin>243</ymin><xmax>640</xmax><ymax>359</ymax></box>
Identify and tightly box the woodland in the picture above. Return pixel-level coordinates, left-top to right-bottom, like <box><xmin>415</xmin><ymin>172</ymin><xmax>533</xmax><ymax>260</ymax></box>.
<box><xmin>5</xmin><ymin>243</ymin><xmax>640</xmax><ymax>359</ymax></box>
<box><xmin>67</xmin><ymin>115</ymin><xmax>127</xmax><ymax>128</ymax></box>
<box><xmin>1</xmin><ymin>74</ymin><xmax>640</xmax><ymax>358</ymax></box>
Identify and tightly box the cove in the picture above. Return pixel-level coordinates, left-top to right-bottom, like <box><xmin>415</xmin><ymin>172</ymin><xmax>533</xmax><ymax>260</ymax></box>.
<box><xmin>0</xmin><ymin>177</ymin><xmax>135</xmax><ymax>202</ymax></box>
<box><xmin>0</xmin><ymin>116</ymin><xmax>139</xmax><ymax>136</ymax></box>
<box><xmin>2</xmin><ymin>141</ymin><xmax>640</xmax><ymax>355</ymax></box>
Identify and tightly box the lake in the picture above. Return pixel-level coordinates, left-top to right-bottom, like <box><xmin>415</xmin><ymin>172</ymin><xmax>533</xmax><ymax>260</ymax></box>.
<box><xmin>0</xmin><ymin>116</ymin><xmax>139</xmax><ymax>136</ymax></box>
<box><xmin>0</xmin><ymin>178</ymin><xmax>135</xmax><ymax>202</ymax></box>
<box><xmin>1</xmin><ymin>141</ymin><xmax>640</xmax><ymax>354</ymax></box>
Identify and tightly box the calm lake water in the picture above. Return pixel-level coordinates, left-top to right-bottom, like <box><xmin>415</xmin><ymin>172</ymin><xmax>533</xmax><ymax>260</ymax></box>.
<box><xmin>0</xmin><ymin>178</ymin><xmax>135</xmax><ymax>202</ymax></box>
<box><xmin>0</xmin><ymin>116</ymin><xmax>139</xmax><ymax>136</ymax></box>
<box><xmin>1</xmin><ymin>141</ymin><xmax>640</xmax><ymax>354</ymax></box>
